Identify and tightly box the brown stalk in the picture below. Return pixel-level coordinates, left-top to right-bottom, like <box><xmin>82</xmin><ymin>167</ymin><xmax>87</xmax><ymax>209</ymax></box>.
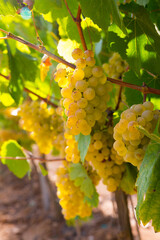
<box><xmin>107</xmin><ymin>77</ymin><xmax>160</xmax><ymax>95</ymax></box>
<box><xmin>64</xmin><ymin>1</ymin><xmax>87</xmax><ymax>51</ymax></box>
<box><xmin>0</xmin><ymin>73</ymin><xmax>58</xmax><ymax>108</ymax></box>
<box><xmin>0</xmin><ymin>28</ymin><xmax>76</xmax><ymax>69</ymax></box>
<box><xmin>0</xmin><ymin>156</ymin><xmax>65</xmax><ymax>162</ymax></box>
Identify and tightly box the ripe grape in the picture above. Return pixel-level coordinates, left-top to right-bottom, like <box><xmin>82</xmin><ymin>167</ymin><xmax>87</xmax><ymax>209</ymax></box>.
<box><xmin>54</xmin><ymin>48</ymin><xmax>112</xmax><ymax>135</ymax></box>
<box><xmin>113</xmin><ymin>102</ymin><xmax>159</xmax><ymax>168</ymax></box>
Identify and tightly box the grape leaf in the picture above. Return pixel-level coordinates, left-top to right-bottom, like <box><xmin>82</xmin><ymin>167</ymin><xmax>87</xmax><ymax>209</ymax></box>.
<box><xmin>7</xmin><ymin>42</ymin><xmax>38</xmax><ymax>104</ymax></box>
<box><xmin>120</xmin><ymin>2</ymin><xmax>160</xmax><ymax>74</ymax></box>
<box><xmin>136</xmin><ymin>142</ymin><xmax>160</xmax><ymax>231</ymax></box>
<box><xmin>120</xmin><ymin>164</ymin><xmax>138</xmax><ymax>195</ymax></box>
<box><xmin>7</xmin><ymin>42</ymin><xmax>23</xmax><ymax>104</ymax></box>
<box><xmin>147</xmin><ymin>0</ymin><xmax>160</xmax><ymax>31</ymax></box>
<box><xmin>123</xmin><ymin>70</ymin><xmax>143</xmax><ymax>106</ymax></box>
<box><xmin>34</xmin><ymin>0</ymin><xmax>78</xmax><ymax>21</ymax></box>
<box><xmin>34</xmin><ymin>0</ymin><xmax>62</xmax><ymax>14</ymax></box>
<box><xmin>1</xmin><ymin>140</ymin><xmax>30</xmax><ymax>178</ymax></box>
<box><xmin>140</xmin><ymin>70</ymin><xmax>160</xmax><ymax>99</ymax></box>
<box><xmin>75</xmin><ymin>134</ymin><xmax>91</xmax><ymax>163</ymax></box>
<box><xmin>78</xmin><ymin>0</ymin><xmax>127</xmax><ymax>34</ymax></box>
<box><xmin>58</xmin><ymin>16</ymin><xmax>102</xmax><ymax>46</ymax></box>
<box><xmin>107</xmin><ymin>26</ymin><xmax>128</xmax><ymax>60</ymax></box>
<box><xmin>84</xmin><ymin>191</ymin><xmax>99</xmax><ymax>207</ymax></box>
<box><xmin>69</xmin><ymin>163</ymin><xmax>97</xmax><ymax>199</ymax></box>
<box><xmin>0</xmin><ymin>93</ymin><xmax>15</xmax><ymax>106</ymax></box>
<box><xmin>0</xmin><ymin>0</ymin><xmax>18</xmax><ymax>16</ymax></box>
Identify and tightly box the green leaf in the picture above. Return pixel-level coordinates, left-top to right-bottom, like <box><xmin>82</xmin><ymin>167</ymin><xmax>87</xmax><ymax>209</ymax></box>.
<box><xmin>34</xmin><ymin>0</ymin><xmax>62</xmax><ymax>14</ymax></box>
<box><xmin>84</xmin><ymin>191</ymin><xmax>99</xmax><ymax>207</ymax></box>
<box><xmin>75</xmin><ymin>134</ymin><xmax>91</xmax><ymax>163</ymax></box>
<box><xmin>0</xmin><ymin>92</ymin><xmax>15</xmax><ymax>106</ymax></box>
<box><xmin>39</xmin><ymin>163</ymin><xmax>48</xmax><ymax>176</ymax></box>
<box><xmin>7</xmin><ymin>42</ymin><xmax>38</xmax><ymax>104</ymax></box>
<box><xmin>79</xmin><ymin>0</ymin><xmax>126</xmax><ymax>34</ymax></box>
<box><xmin>123</xmin><ymin>70</ymin><xmax>143</xmax><ymax>106</ymax></box>
<box><xmin>34</xmin><ymin>0</ymin><xmax>78</xmax><ymax>21</ymax></box>
<box><xmin>107</xmin><ymin>24</ymin><xmax>128</xmax><ymax>60</ymax></box>
<box><xmin>120</xmin><ymin>2</ymin><xmax>160</xmax><ymax>74</ymax></box>
<box><xmin>1</xmin><ymin>140</ymin><xmax>30</xmax><ymax>178</ymax></box>
<box><xmin>7</xmin><ymin>42</ymin><xmax>23</xmax><ymax>104</ymax></box>
<box><xmin>136</xmin><ymin>142</ymin><xmax>160</xmax><ymax>231</ymax></box>
<box><xmin>140</xmin><ymin>70</ymin><xmax>160</xmax><ymax>99</ymax></box>
<box><xmin>0</xmin><ymin>0</ymin><xmax>18</xmax><ymax>16</ymax></box>
<box><xmin>78</xmin><ymin>0</ymin><xmax>110</xmax><ymax>30</ymax></box>
<box><xmin>120</xmin><ymin>164</ymin><xmax>138</xmax><ymax>195</ymax></box>
<box><xmin>69</xmin><ymin>163</ymin><xmax>97</xmax><ymax>199</ymax></box>
<box><xmin>137</xmin><ymin>126</ymin><xmax>160</xmax><ymax>144</ymax></box>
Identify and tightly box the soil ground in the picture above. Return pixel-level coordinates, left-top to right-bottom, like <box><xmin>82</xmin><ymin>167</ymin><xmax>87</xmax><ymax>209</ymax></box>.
<box><xmin>0</xmin><ymin>161</ymin><xmax>160</xmax><ymax>240</ymax></box>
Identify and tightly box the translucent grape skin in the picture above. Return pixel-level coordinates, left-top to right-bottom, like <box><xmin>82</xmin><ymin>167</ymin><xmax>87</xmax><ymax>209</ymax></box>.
<box><xmin>113</xmin><ymin>102</ymin><xmax>159</xmax><ymax>168</ymax></box>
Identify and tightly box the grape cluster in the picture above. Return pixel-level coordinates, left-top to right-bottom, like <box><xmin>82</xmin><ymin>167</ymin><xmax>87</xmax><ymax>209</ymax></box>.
<box><xmin>103</xmin><ymin>52</ymin><xmax>128</xmax><ymax>110</ymax></box>
<box><xmin>86</xmin><ymin>128</ymin><xmax>125</xmax><ymax>192</ymax></box>
<box><xmin>103</xmin><ymin>52</ymin><xmax>128</xmax><ymax>79</ymax></box>
<box><xmin>19</xmin><ymin>101</ymin><xmax>65</xmax><ymax>154</ymax></box>
<box><xmin>113</xmin><ymin>102</ymin><xmax>159</xmax><ymax>168</ymax></box>
<box><xmin>54</xmin><ymin>48</ymin><xmax>113</xmax><ymax>135</ymax></box>
<box><xmin>56</xmin><ymin>162</ymin><xmax>92</xmax><ymax>220</ymax></box>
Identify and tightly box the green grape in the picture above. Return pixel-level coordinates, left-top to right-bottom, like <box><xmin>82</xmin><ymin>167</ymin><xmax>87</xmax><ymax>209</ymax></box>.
<box><xmin>113</xmin><ymin>102</ymin><xmax>159</xmax><ymax>168</ymax></box>
<box><xmin>19</xmin><ymin>101</ymin><xmax>65</xmax><ymax>154</ymax></box>
<box><xmin>56</xmin><ymin>162</ymin><xmax>92</xmax><ymax>220</ymax></box>
<box><xmin>54</xmin><ymin>48</ymin><xmax>112</xmax><ymax>135</ymax></box>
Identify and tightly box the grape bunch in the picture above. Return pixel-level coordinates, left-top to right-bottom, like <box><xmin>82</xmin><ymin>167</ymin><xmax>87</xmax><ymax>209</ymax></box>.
<box><xmin>56</xmin><ymin>162</ymin><xmax>92</xmax><ymax>220</ymax></box>
<box><xmin>103</xmin><ymin>52</ymin><xmax>128</xmax><ymax>110</ymax></box>
<box><xmin>86</xmin><ymin>128</ymin><xmax>125</xmax><ymax>192</ymax></box>
<box><xmin>54</xmin><ymin>48</ymin><xmax>113</xmax><ymax>135</ymax></box>
<box><xmin>113</xmin><ymin>101</ymin><xmax>159</xmax><ymax>168</ymax></box>
<box><xmin>18</xmin><ymin>101</ymin><xmax>65</xmax><ymax>154</ymax></box>
<box><xmin>103</xmin><ymin>52</ymin><xmax>128</xmax><ymax>79</ymax></box>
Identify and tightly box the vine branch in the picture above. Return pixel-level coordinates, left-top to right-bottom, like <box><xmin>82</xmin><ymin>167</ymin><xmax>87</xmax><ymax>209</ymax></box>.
<box><xmin>0</xmin><ymin>156</ymin><xmax>65</xmax><ymax>163</ymax></box>
<box><xmin>24</xmin><ymin>88</ymin><xmax>58</xmax><ymax>108</ymax></box>
<box><xmin>0</xmin><ymin>28</ymin><xmax>76</xmax><ymax>69</ymax></box>
<box><xmin>64</xmin><ymin>1</ymin><xmax>87</xmax><ymax>51</ymax></box>
<box><xmin>0</xmin><ymin>73</ymin><xmax>58</xmax><ymax>108</ymax></box>
<box><xmin>107</xmin><ymin>77</ymin><xmax>160</xmax><ymax>95</ymax></box>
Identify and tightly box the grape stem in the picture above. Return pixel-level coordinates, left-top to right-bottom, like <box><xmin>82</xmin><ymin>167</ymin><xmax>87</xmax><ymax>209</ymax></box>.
<box><xmin>0</xmin><ymin>73</ymin><xmax>58</xmax><ymax>108</ymax></box>
<box><xmin>24</xmin><ymin>88</ymin><xmax>58</xmax><ymax>108</ymax></box>
<box><xmin>0</xmin><ymin>28</ymin><xmax>76</xmax><ymax>69</ymax></box>
<box><xmin>64</xmin><ymin>1</ymin><xmax>87</xmax><ymax>51</ymax></box>
<box><xmin>0</xmin><ymin>156</ymin><xmax>65</xmax><ymax>162</ymax></box>
<box><xmin>107</xmin><ymin>77</ymin><xmax>160</xmax><ymax>95</ymax></box>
